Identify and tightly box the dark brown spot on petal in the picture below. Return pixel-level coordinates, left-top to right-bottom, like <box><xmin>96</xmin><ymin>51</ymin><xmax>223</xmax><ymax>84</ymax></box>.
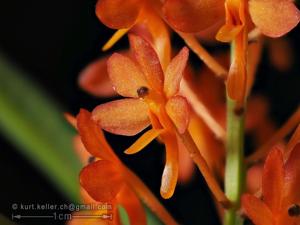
<box><xmin>88</xmin><ymin>156</ymin><xmax>96</xmax><ymax>164</ymax></box>
<box><xmin>288</xmin><ymin>204</ymin><xmax>300</xmax><ymax>217</ymax></box>
<box><xmin>137</xmin><ymin>86</ymin><xmax>149</xmax><ymax>98</ymax></box>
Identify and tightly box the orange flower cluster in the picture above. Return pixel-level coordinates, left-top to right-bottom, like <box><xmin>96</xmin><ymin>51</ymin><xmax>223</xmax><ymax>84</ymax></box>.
<box><xmin>69</xmin><ymin>0</ymin><xmax>300</xmax><ymax>224</ymax></box>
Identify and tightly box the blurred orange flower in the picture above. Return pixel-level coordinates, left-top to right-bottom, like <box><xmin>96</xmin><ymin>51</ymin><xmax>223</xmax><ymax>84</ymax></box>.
<box><xmin>242</xmin><ymin>144</ymin><xmax>300</xmax><ymax>225</ymax></box>
<box><xmin>92</xmin><ymin>34</ymin><xmax>190</xmax><ymax>199</ymax></box>
<box><xmin>76</xmin><ymin>109</ymin><xmax>146</xmax><ymax>225</ymax></box>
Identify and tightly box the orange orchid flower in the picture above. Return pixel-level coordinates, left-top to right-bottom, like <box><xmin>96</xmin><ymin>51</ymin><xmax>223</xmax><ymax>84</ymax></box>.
<box><xmin>76</xmin><ymin>109</ymin><xmax>146</xmax><ymax>225</ymax></box>
<box><xmin>91</xmin><ymin>34</ymin><xmax>190</xmax><ymax>199</ymax></box>
<box><xmin>242</xmin><ymin>143</ymin><xmax>300</xmax><ymax>225</ymax></box>
<box><xmin>216</xmin><ymin>0</ymin><xmax>248</xmax><ymax>105</ymax></box>
<box><xmin>67</xmin><ymin>110</ymin><xmax>178</xmax><ymax>225</ymax></box>
<box><xmin>215</xmin><ymin>0</ymin><xmax>299</xmax><ymax>103</ymax></box>
<box><xmin>96</xmin><ymin>0</ymin><xmax>171</xmax><ymax>69</ymax></box>
<box><xmin>213</xmin><ymin>0</ymin><xmax>299</xmax><ymax>105</ymax></box>
<box><xmin>163</xmin><ymin>0</ymin><xmax>300</xmax><ymax>38</ymax></box>
<box><xmin>95</xmin><ymin>0</ymin><xmax>230</xmax><ymax>84</ymax></box>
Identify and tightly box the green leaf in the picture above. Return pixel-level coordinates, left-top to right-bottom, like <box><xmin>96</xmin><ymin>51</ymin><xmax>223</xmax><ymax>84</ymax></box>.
<box><xmin>0</xmin><ymin>53</ymin><xmax>81</xmax><ymax>201</ymax></box>
<box><xmin>0</xmin><ymin>214</ymin><xmax>18</xmax><ymax>225</ymax></box>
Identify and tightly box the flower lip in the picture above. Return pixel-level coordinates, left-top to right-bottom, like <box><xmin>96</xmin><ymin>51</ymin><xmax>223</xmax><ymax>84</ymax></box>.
<box><xmin>288</xmin><ymin>204</ymin><xmax>300</xmax><ymax>217</ymax></box>
<box><xmin>137</xmin><ymin>86</ymin><xmax>149</xmax><ymax>98</ymax></box>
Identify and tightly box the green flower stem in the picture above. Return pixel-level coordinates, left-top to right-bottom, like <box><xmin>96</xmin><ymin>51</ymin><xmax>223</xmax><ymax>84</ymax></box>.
<box><xmin>224</xmin><ymin>97</ymin><xmax>245</xmax><ymax>225</ymax></box>
<box><xmin>224</xmin><ymin>44</ymin><xmax>246</xmax><ymax>225</ymax></box>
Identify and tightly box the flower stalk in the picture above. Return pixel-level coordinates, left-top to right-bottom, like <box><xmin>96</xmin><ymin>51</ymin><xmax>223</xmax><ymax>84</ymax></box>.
<box><xmin>178</xmin><ymin>130</ymin><xmax>231</xmax><ymax>208</ymax></box>
<box><xmin>223</xmin><ymin>43</ymin><xmax>246</xmax><ymax>225</ymax></box>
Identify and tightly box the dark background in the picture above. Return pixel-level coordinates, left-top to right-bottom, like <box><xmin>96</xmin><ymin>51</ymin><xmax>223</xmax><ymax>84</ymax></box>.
<box><xmin>0</xmin><ymin>0</ymin><xmax>299</xmax><ymax>225</ymax></box>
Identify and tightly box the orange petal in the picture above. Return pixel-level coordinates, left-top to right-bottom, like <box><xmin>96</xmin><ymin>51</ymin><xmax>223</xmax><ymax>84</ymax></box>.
<box><xmin>79</xmin><ymin>57</ymin><xmax>116</xmax><ymax>97</ymax></box>
<box><xmin>162</xmin><ymin>0</ymin><xmax>225</xmax><ymax>33</ymax></box>
<box><xmin>160</xmin><ymin>133</ymin><xmax>179</xmax><ymax>199</ymax></box>
<box><xmin>92</xmin><ymin>98</ymin><xmax>150</xmax><ymax>136</ymax></box>
<box><xmin>242</xmin><ymin>194</ymin><xmax>273</xmax><ymax>225</ymax></box>
<box><xmin>117</xmin><ymin>185</ymin><xmax>147</xmax><ymax>225</ymax></box>
<box><xmin>107</xmin><ymin>53</ymin><xmax>149</xmax><ymax>98</ymax></box>
<box><xmin>80</xmin><ymin>160</ymin><xmax>124</xmax><ymax>202</ymax></box>
<box><xmin>249</xmin><ymin>0</ymin><xmax>300</xmax><ymax>38</ymax></box>
<box><xmin>284</xmin><ymin>143</ymin><xmax>300</xmax><ymax>205</ymax></box>
<box><xmin>262</xmin><ymin>147</ymin><xmax>284</xmax><ymax>213</ymax></box>
<box><xmin>166</xmin><ymin>96</ymin><xmax>190</xmax><ymax>134</ymax></box>
<box><xmin>164</xmin><ymin>47</ymin><xmax>189</xmax><ymax>97</ymax></box>
<box><xmin>129</xmin><ymin>34</ymin><xmax>164</xmax><ymax>92</ymax></box>
<box><xmin>95</xmin><ymin>0</ymin><xmax>142</xmax><ymax>29</ymax></box>
<box><xmin>125</xmin><ymin>129</ymin><xmax>163</xmax><ymax>154</ymax></box>
<box><xmin>77</xmin><ymin>109</ymin><xmax>116</xmax><ymax>161</ymax></box>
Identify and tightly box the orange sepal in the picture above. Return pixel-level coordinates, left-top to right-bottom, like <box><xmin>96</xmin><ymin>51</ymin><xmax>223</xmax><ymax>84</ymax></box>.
<box><xmin>77</xmin><ymin>109</ymin><xmax>115</xmax><ymax>161</ymax></box>
<box><xmin>140</xmin><ymin>10</ymin><xmax>171</xmax><ymax>70</ymax></box>
<box><xmin>262</xmin><ymin>147</ymin><xmax>284</xmax><ymax>213</ymax></box>
<box><xmin>166</xmin><ymin>96</ymin><xmax>190</xmax><ymax>134</ymax></box>
<box><xmin>80</xmin><ymin>160</ymin><xmax>124</xmax><ymax>202</ymax></box>
<box><xmin>73</xmin><ymin>135</ymin><xmax>92</xmax><ymax>165</ymax></box>
<box><xmin>92</xmin><ymin>99</ymin><xmax>150</xmax><ymax>136</ymax></box>
<box><xmin>95</xmin><ymin>0</ymin><xmax>143</xmax><ymax>29</ymax></box>
<box><xmin>164</xmin><ymin>47</ymin><xmax>189</xmax><ymax>97</ymax></box>
<box><xmin>284</xmin><ymin>143</ymin><xmax>300</xmax><ymax>205</ymax></box>
<box><xmin>162</xmin><ymin>0</ymin><xmax>225</xmax><ymax>33</ymax></box>
<box><xmin>117</xmin><ymin>185</ymin><xmax>147</xmax><ymax>225</ymax></box>
<box><xmin>246</xmin><ymin>163</ymin><xmax>263</xmax><ymax>194</ymax></box>
<box><xmin>160</xmin><ymin>133</ymin><xmax>179</xmax><ymax>199</ymax></box>
<box><xmin>79</xmin><ymin>57</ymin><xmax>116</xmax><ymax>97</ymax></box>
<box><xmin>129</xmin><ymin>34</ymin><xmax>164</xmax><ymax>92</ymax></box>
<box><xmin>107</xmin><ymin>53</ymin><xmax>149</xmax><ymax>98</ymax></box>
<box><xmin>249</xmin><ymin>0</ymin><xmax>300</xmax><ymax>38</ymax></box>
<box><xmin>242</xmin><ymin>194</ymin><xmax>273</xmax><ymax>225</ymax></box>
